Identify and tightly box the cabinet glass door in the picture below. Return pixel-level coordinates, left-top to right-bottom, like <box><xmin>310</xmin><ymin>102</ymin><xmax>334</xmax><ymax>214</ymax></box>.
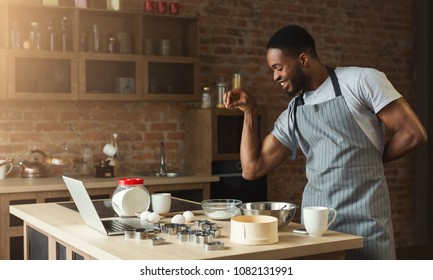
<box><xmin>143</xmin><ymin>56</ymin><xmax>199</xmax><ymax>101</ymax></box>
<box><xmin>79</xmin><ymin>53</ymin><xmax>142</xmax><ymax>100</ymax></box>
<box><xmin>7</xmin><ymin>51</ymin><xmax>78</xmax><ymax>100</ymax></box>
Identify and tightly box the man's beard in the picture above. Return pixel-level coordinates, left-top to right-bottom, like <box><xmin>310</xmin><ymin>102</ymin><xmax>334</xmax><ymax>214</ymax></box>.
<box><xmin>286</xmin><ymin>64</ymin><xmax>307</xmax><ymax>97</ymax></box>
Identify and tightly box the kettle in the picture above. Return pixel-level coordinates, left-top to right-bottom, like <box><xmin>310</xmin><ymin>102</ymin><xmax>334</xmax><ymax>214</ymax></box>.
<box><xmin>18</xmin><ymin>158</ymin><xmax>49</xmax><ymax>178</ymax></box>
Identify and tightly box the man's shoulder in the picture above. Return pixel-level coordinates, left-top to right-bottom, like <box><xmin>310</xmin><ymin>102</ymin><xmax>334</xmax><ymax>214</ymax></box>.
<box><xmin>335</xmin><ymin>66</ymin><xmax>384</xmax><ymax>80</ymax></box>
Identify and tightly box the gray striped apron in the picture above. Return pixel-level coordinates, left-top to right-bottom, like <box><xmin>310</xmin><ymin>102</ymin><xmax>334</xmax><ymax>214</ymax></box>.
<box><xmin>293</xmin><ymin>67</ymin><xmax>396</xmax><ymax>259</ymax></box>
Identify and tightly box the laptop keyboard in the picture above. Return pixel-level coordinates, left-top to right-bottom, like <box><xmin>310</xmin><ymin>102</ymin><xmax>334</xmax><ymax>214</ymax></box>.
<box><xmin>102</xmin><ymin>220</ymin><xmax>134</xmax><ymax>233</ymax></box>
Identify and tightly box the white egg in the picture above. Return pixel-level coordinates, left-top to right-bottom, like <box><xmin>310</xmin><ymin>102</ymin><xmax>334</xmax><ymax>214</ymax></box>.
<box><xmin>140</xmin><ymin>211</ymin><xmax>151</xmax><ymax>221</ymax></box>
<box><xmin>171</xmin><ymin>214</ymin><xmax>186</xmax><ymax>224</ymax></box>
<box><xmin>148</xmin><ymin>212</ymin><xmax>161</xmax><ymax>223</ymax></box>
<box><xmin>183</xmin><ymin>211</ymin><xmax>195</xmax><ymax>222</ymax></box>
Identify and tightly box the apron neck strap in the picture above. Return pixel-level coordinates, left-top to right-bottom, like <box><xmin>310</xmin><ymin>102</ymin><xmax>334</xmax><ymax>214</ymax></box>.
<box><xmin>326</xmin><ymin>66</ymin><xmax>342</xmax><ymax>97</ymax></box>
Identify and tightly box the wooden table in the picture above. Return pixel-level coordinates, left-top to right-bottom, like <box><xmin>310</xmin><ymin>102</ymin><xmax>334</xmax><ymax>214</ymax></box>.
<box><xmin>10</xmin><ymin>201</ymin><xmax>363</xmax><ymax>260</ymax></box>
<box><xmin>1</xmin><ymin>174</ymin><xmax>219</xmax><ymax>260</ymax></box>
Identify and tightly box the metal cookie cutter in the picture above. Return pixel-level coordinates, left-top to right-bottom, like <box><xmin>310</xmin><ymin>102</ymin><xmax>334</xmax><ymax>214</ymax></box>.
<box><xmin>205</xmin><ymin>241</ymin><xmax>225</xmax><ymax>251</ymax></box>
<box><xmin>177</xmin><ymin>230</ymin><xmax>189</xmax><ymax>243</ymax></box>
<box><xmin>195</xmin><ymin>233</ymin><xmax>213</xmax><ymax>245</ymax></box>
<box><xmin>150</xmin><ymin>236</ymin><xmax>166</xmax><ymax>246</ymax></box>
<box><xmin>134</xmin><ymin>228</ymin><xmax>150</xmax><ymax>240</ymax></box>
<box><xmin>124</xmin><ymin>229</ymin><xmax>136</xmax><ymax>240</ymax></box>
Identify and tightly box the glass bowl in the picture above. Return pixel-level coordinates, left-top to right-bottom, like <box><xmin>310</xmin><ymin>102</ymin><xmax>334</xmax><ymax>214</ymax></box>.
<box><xmin>201</xmin><ymin>199</ymin><xmax>242</xmax><ymax>220</ymax></box>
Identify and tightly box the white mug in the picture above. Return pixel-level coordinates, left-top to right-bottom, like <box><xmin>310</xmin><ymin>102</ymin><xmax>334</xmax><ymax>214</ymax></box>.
<box><xmin>303</xmin><ymin>206</ymin><xmax>337</xmax><ymax>237</ymax></box>
<box><xmin>0</xmin><ymin>159</ymin><xmax>13</xmax><ymax>180</ymax></box>
<box><xmin>151</xmin><ymin>193</ymin><xmax>171</xmax><ymax>214</ymax></box>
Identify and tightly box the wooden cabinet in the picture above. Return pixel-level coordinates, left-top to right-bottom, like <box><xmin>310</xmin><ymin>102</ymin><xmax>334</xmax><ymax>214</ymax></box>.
<box><xmin>0</xmin><ymin>50</ymin><xmax>6</xmax><ymax>100</ymax></box>
<box><xmin>7</xmin><ymin>49</ymin><xmax>79</xmax><ymax>100</ymax></box>
<box><xmin>1</xmin><ymin>3</ymin><xmax>199</xmax><ymax>101</ymax></box>
<box><xmin>185</xmin><ymin>108</ymin><xmax>267</xmax><ymax>174</ymax></box>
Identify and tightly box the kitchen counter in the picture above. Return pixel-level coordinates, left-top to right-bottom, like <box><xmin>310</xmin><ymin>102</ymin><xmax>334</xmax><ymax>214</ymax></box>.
<box><xmin>0</xmin><ymin>174</ymin><xmax>219</xmax><ymax>194</ymax></box>
<box><xmin>10</xmin><ymin>202</ymin><xmax>363</xmax><ymax>260</ymax></box>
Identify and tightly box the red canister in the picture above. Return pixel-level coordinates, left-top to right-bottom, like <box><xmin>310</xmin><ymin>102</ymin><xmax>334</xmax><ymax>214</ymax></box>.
<box><xmin>144</xmin><ymin>0</ymin><xmax>155</xmax><ymax>13</ymax></box>
<box><xmin>169</xmin><ymin>2</ymin><xmax>179</xmax><ymax>15</ymax></box>
<box><xmin>157</xmin><ymin>1</ymin><xmax>167</xmax><ymax>14</ymax></box>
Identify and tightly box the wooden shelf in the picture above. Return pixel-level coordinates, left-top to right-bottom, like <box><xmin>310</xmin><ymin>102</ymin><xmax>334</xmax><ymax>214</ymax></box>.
<box><xmin>1</xmin><ymin>3</ymin><xmax>199</xmax><ymax>101</ymax></box>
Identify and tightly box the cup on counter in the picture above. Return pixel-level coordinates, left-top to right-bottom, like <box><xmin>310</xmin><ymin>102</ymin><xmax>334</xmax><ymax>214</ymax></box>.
<box><xmin>151</xmin><ymin>193</ymin><xmax>171</xmax><ymax>213</ymax></box>
<box><xmin>303</xmin><ymin>206</ymin><xmax>337</xmax><ymax>237</ymax></box>
<box><xmin>0</xmin><ymin>159</ymin><xmax>14</xmax><ymax>180</ymax></box>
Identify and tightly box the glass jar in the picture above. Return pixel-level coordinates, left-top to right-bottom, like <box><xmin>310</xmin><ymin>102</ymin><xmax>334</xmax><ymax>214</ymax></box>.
<box><xmin>216</xmin><ymin>79</ymin><xmax>227</xmax><ymax>108</ymax></box>
<box><xmin>112</xmin><ymin>178</ymin><xmax>150</xmax><ymax>216</ymax></box>
<box><xmin>232</xmin><ymin>73</ymin><xmax>242</xmax><ymax>89</ymax></box>
<box><xmin>29</xmin><ymin>22</ymin><xmax>41</xmax><ymax>50</ymax></box>
<box><xmin>201</xmin><ymin>86</ymin><xmax>212</xmax><ymax>109</ymax></box>
<box><xmin>160</xmin><ymin>39</ymin><xmax>171</xmax><ymax>56</ymax></box>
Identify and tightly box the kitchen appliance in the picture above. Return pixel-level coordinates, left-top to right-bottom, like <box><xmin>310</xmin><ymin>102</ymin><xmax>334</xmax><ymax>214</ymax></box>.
<box><xmin>211</xmin><ymin>160</ymin><xmax>267</xmax><ymax>202</ymax></box>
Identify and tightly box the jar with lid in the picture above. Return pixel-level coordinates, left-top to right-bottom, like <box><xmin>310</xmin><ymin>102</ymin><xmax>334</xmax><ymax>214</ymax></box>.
<box><xmin>201</xmin><ymin>86</ymin><xmax>212</xmax><ymax>109</ymax></box>
<box><xmin>112</xmin><ymin>178</ymin><xmax>150</xmax><ymax>217</ymax></box>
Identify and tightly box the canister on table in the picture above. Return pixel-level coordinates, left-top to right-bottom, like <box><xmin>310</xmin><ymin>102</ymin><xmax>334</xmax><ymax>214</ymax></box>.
<box><xmin>112</xmin><ymin>177</ymin><xmax>150</xmax><ymax>217</ymax></box>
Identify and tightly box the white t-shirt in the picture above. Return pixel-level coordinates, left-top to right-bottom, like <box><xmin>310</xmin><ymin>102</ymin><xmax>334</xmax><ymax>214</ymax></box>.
<box><xmin>271</xmin><ymin>66</ymin><xmax>402</xmax><ymax>155</ymax></box>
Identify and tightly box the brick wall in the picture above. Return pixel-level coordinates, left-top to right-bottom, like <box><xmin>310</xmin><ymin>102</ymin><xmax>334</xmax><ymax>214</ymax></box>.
<box><xmin>0</xmin><ymin>0</ymin><xmax>418</xmax><ymax>248</ymax></box>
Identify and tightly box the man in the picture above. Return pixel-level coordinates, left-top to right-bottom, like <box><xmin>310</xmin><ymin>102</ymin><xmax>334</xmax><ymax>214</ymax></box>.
<box><xmin>224</xmin><ymin>25</ymin><xmax>427</xmax><ymax>259</ymax></box>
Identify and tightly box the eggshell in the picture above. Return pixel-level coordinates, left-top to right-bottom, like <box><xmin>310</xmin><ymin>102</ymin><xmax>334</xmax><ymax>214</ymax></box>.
<box><xmin>183</xmin><ymin>211</ymin><xmax>195</xmax><ymax>222</ymax></box>
<box><xmin>140</xmin><ymin>211</ymin><xmax>151</xmax><ymax>221</ymax></box>
<box><xmin>171</xmin><ymin>214</ymin><xmax>186</xmax><ymax>224</ymax></box>
<box><xmin>148</xmin><ymin>212</ymin><xmax>161</xmax><ymax>223</ymax></box>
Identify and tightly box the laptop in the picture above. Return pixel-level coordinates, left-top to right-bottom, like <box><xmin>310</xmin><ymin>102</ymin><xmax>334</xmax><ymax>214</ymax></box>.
<box><xmin>62</xmin><ymin>176</ymin><xmax>153</xmax><ymax>236</ymax></box>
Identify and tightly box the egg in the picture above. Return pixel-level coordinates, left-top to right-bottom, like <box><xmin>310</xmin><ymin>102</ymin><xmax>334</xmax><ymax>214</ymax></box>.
<box><xmin>148</xmin><ymin>212</ymin><xmax>161</xmax><ymax>223</ymax></box>
<box><xmin>171</xmin><ymin>214</ymin><xmax>186</xmax><ymax>224</ymax></box>
<box><xmin>183</xmin><ymin>211</ymin><xmax>195</xmax><ymax>222</ymax></box>
<box><xmin>140</xmin><ymin>211</ymin><xmax>151</xmax><ymax>221</ymax></box>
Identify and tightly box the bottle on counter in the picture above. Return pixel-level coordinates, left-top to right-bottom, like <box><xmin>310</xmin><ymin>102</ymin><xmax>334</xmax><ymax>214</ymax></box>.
<box><xmin>47</xmin><ymin>19</ymin><xmax>57</xmax><ymax>51</ymax></box>
<box><xmin>61</xmin><ymin>17</ymin><xmax>70</xmax><ymax>52</ymax></box>
<box><xmin>10</xmin><ymin>21</ymin><xmax>21</xmax><ymax>49</ymax></box>
<box><xmin>201</xmin><ymin>86</ymin><xmax>212</xmax><ymax>109</ymax></box>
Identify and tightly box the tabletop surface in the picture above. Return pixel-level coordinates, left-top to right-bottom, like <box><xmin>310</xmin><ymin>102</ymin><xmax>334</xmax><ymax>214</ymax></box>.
<box><xmin>10</xmin><ymin>199</ymin><xmax>363</xmax><ymax>260</ymax></box>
